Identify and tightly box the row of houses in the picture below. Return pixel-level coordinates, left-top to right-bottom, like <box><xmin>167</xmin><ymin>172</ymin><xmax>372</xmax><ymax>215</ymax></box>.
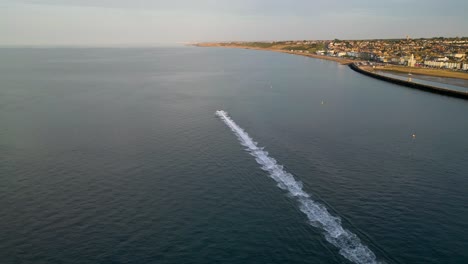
<box><xmin>325</xmin><ymin>37</ymin><xmax>468</xmax><ymax>61</ymax></box>
<box><xmin>424</xmin><ymin>61</ymin><xmax>468</xmax><ymax>70</ymax></box>
<box><xmin>317</xmin><ymin>50</ymin><xmax>378</xmax><ymax>60</ymax></box>
<box><xmin>319</xmin><ymin>49</ymin><xmax>468</xmax><ymax>71</ymax></box>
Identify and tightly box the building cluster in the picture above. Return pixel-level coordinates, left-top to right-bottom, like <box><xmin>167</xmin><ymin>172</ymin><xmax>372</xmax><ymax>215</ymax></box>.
<box><xmin>295</xmin><ymin>37</ymin><xmax>468</xmax><ymax>71</ymax></box>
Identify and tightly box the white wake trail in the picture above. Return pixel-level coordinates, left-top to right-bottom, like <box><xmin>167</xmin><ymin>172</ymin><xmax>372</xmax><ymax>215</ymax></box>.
<box><xmin>216</xmin><ymin>110</ymin><xmax>381</xmax><ymax>264</ymax></box>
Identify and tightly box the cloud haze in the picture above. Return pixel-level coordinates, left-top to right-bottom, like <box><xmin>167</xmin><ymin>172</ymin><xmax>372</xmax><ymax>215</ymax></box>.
<box><xmin>1</xmin><ymin>0</ymin><xmax>467</xmax><ymax>46</ymax></box>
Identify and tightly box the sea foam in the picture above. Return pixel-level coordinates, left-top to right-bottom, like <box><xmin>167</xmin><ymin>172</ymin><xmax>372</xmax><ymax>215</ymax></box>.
<box><xmin>216</xmin><ymin>110</ymin><xmax>381</xmax><ymax>264</ymax></box>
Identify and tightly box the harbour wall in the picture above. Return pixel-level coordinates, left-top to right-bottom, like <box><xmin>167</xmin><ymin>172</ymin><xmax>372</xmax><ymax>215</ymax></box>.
<box><xmin>348</xmin><ymin>63</ymin><xmax>468</xmax><ymax>100</ymax></box>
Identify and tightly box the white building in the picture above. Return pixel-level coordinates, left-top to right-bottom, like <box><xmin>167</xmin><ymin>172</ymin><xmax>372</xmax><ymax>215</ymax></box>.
<box><xmin>346</xmin><ymin>51</ymin><xmax>359</xmax><ymax>57</ymax></box>
<box><xmin>444</xmin><ymin>62</ymin><xmax>461</xmax><ymax>69</ymax></box>
<box><xmin>435</xmin><ymin>57</ymin><xmax>449</xmax><ymax>62</ymax></box>
<box><xmin>390</xmin><ymin>57</ymin><xmax>400</xmax><ymax>63</ymax></box>
<box><xmin>424</xmin><ymin>61</ymin><xmax>445</xmax><ymax>68</ymax></box>
<box><xmin>407</xmin><ymin>54</ymin><xmax>416</xmax><ymax>67</ymax></box>
<box><xmin>377</xmin><ymin>56</ymin><xmax>388</xmax><ymax>62</ymax></box>
<box><xmin>424</xmin><ymin>61</ymin><xmax>461</xmax><ymax>69</ymax></box>
<box><xmin>336</xmin><ymin>52</ymin><xmax>347</xmax><ymax>57</ymax></box>
<box><xmin>399</xmin><ymin>57</ymin><xmax>406</xmax><ymax>65</ymax></box>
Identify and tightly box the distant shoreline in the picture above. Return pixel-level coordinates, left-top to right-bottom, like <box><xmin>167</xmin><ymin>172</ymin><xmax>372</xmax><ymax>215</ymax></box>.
<box><xmin>194</xmin><ymin>42</ymin><xmax>468</xmax><ymax>80</ymax></box>
<box><xmin>194</xmin><ymin>42</ymin><xmax>468</xmax><ymax>99</ymax></box>
<box><xmin>193</xmin><ymin>43</ymin><xmax>355</xmax><ymax>65</ymax></box>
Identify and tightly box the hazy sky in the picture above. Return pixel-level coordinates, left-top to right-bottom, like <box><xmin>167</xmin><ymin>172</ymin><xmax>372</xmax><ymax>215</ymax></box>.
<box><xmin>2</xmin><ymin>0</ymin><xmax>468</xmax><ymax>46</ymax></box>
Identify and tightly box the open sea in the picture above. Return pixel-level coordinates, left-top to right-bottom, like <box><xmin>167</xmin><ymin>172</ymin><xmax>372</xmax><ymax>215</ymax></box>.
<box><xmin>1</xmin><ymin>47</ymin><xmax>467</xmax><ymax>264</ymax></box>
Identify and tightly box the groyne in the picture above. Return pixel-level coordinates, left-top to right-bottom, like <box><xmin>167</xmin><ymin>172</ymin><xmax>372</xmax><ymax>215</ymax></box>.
<box><xmin>349</xmin><ymin>63</ymin><xmax>468</xmax><ymax>100</ymax></box>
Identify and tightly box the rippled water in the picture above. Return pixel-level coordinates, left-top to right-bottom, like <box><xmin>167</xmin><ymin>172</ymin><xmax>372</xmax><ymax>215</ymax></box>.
<box><xmin>1</xmin><ymin>47</ymin><xmax>467</xmax><ymax>264</ymax></box>
<box><xmin>216</xmin><ymin>110</ymin><xmax>379</xmax><ymax>264</ymax></box>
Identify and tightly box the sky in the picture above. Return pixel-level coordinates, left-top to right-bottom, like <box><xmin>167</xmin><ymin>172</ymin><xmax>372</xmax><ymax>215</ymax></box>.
<box><xmin>1</xmin><ymin>0</ymin><xmax>468</xmax><ymax>46</ymax></box>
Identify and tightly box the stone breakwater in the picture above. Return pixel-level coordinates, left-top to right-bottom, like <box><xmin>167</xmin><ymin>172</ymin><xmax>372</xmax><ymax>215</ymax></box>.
<box><xmin>349</xmin><ymin>63</ymin><xmax>468</xmax><ymax>100</ymax></box>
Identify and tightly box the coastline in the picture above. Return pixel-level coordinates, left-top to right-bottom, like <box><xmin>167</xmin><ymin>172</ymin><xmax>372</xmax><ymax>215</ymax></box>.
<box><xmin>194</xmin><ymin>43</ymin><xmax>355</xmax><ymax>65</ymax></box>
<box><xmin>194</xmin><ymin>43</ymin><xmax>468</xmax><ymax>80</ymax></box>
<box><xmin>194</xmin><ymin>42</ymin><xmax>468</xmax><ymax>100</ymax></box>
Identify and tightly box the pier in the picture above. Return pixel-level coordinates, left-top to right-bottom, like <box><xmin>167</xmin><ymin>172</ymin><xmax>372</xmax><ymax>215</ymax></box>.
<box><xmin>349</xmin><ymin>63</ymin><xmax>468</xmax><ymax>100</ymax></box>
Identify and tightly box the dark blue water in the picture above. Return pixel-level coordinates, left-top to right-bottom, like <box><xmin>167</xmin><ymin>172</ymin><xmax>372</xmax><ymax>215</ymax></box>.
<box><xmin>1</xmin><ymin>47</ymin><xmax>467</xmax><ymax>264</ymax></box>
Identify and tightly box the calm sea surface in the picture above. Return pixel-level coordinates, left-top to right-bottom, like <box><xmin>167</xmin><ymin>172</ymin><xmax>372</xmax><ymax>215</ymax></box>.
<box><xmin>1</xmin><ymin>47</ymin><xmax>467</xmax><ymax>264</ymax></box>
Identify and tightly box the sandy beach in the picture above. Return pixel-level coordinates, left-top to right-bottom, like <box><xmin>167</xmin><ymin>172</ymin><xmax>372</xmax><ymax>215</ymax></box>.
<box><xmin>194</xmin><ymin>42</ymin><xmax>355</xmax><ymax>65</ymax></box>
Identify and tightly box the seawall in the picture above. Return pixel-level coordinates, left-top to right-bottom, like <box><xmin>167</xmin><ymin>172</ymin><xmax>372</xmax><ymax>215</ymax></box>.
<box><xmin>349</xmin><ymin>63</ymin><xmax>468</xmax><ymax>100</ymax></box>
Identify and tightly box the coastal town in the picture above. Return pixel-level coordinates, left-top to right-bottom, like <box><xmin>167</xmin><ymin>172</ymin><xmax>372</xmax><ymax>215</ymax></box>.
<box><xmin>201</xmin><ymin>37</ymin><xmax>468</xmax><ymax>72</ymax></box>
<box><xmin>196</xmin><ymin>36</ymin><xmax>468</xmax><ymax>98</ymax></box>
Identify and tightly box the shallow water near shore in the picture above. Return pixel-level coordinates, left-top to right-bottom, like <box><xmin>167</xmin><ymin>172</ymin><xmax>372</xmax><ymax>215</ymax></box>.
<box><xmin>1</xmin><ymin>47</ymin><xmax>467</xmax><ymax>264</ymax></box>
